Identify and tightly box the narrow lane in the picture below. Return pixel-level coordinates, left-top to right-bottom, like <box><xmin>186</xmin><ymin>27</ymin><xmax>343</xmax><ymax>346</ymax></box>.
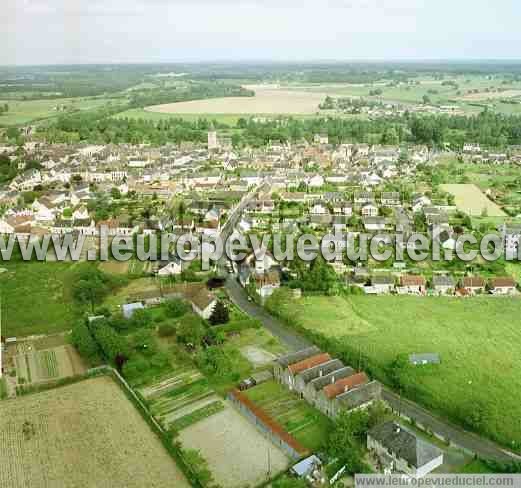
<box><xmin>225</xmin><ymin>275</ymin><xmax>311</xmax><ymax>352</ymax></box>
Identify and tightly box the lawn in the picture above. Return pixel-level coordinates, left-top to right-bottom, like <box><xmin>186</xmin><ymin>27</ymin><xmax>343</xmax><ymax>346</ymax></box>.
<box><xmin>245</xmin><ymin>380</ymin><xmax>332</xmax><ymax>451</ymax></box>
<box><xmin>0</xmin><ymin>262</ymin><xmax>77</xmax><ymax>337</ymax></box>
<box><xmin>268</xmin><ymin>293</ymin><xmax>521</xmax><ymax>450</ymax></box>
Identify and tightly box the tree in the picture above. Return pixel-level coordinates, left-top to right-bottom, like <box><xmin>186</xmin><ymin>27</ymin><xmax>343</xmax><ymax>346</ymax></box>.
<box><xmin>177</xmin><ymin>200</ymin><xmax>186</xmax><ymax>230</ymax></box>
<box><xmin>90</xmin><ymin>320</ymin><xmax>130</xmax><ymax>363</ymax></box>
<box><xmin>328</xmin><ymin>410</ymin><xmax>370</xmax><ymax>474</ymax></box>
<box><xmin>177</xmin><ymin>314</ymin><xmax>206</xmax><ymax>346</ymax></box>
<box><xmin>196</xmin><ymin>346</ymin><xmax>234</xmax><ymax>376</ymax></box>
<box><xmin>72</xmin><ymin>278</ymin><xmax>108</xmax><ymax>312</ymax></box>
<box><xmin>208</xmin><ymin>301</ymin><xmax>230</xmax><ymax>325</ymax></box>
<box><xmin>71</xmin><ymin>321</ymin><xmax>100</xmax><ymax>363</ymax></box>
<box><xmin>71</xmin><ymin>265</ymin><xmax>123</xmax><ymax>311</ymax></box>
<box><xmin>110</xmin><ymin>187</ymin><xmax>121</xmax><ymax>199</ymax></box>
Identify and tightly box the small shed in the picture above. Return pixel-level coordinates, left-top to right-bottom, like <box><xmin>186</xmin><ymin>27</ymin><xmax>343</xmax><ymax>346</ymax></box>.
<box><xmin>291</xmin><ymin>455</ymin><xmax>322</xmax><ymax>478</ymax></box>
<box><xmin>409</xmin><ymin>353</ymin><xmax>440</xmax><ymax>366</ymax></box>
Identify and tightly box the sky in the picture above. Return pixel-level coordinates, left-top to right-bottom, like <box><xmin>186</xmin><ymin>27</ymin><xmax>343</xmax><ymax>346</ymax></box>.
<box><xmin>2</xmin><ymin>0</ymin><xmax>520</xmax><ymax>65</ymax></box>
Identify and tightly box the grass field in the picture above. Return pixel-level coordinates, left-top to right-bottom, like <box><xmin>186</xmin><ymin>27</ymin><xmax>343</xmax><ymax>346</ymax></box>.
<box><xmin>0</xmin><ymin>262</ymin><xmax>77</xmax><ymax>337</ymax></box>
<box><xmin>440</xmin><ymin>184</ymin><xmax>506</xmax><ymax>217</ymax></box>
<box><xmin>280</xmin><ymin>76</ymin><xmax>521</xmax><ymax>115</ymax></box>
<box><xmin>245</xmin><ymin>380</ymin><xmax>332</xmax><ymax>451</ymax></box>
<box><xmin>269</xmin><ymin>293</ymin><xmax>521</xmax><ymax>449</ymax></box>
<box><xmin>0</xmin><ymin>376</ymin><xmax>189</xmax><ymax>488</ymax></box>
<box><xmin>0</xmin><ymin>96</ymin><xmax>122</xmax><ymax>126</ymax></box>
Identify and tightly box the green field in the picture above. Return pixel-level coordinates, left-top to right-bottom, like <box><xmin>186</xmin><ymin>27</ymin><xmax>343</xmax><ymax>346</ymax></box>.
<box><xmin>0</xmin><ymin>96</ymin><xmax>122</xmax><ymax>126</ymax></box>
<box><xmin>0</xmin><ymin>262</ymin><xmax>77</xmax><ymax>336</ymax></box>
<box><xmin>245</xmin><ymin>380</ymin><xmax>332</xmax><ymax>451</ymax></box>
<box><xmin>282</xmin><ymin>75</ymin><xmax>521</xmax><ymax>115</ymax></box>
<box><xmin>267</xmin><ymin>292</ymin><xmax>521</xmax><ymax>449</ymax></box>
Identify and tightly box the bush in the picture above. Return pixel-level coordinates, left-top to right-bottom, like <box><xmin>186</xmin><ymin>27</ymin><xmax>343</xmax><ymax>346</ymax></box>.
<box><xmin>158</xmin><ymin>323</ymin><xmax>176</xmax><ymax>337</ymax></box>
<box><xmin>164</xmin><ymin>298</ymin><xmax>189</xmax><ymax>318</ymax></box>
<box><xmin>71</xmin><ymin>321</ymin><xmax>100</xmax><ymax>363</ymax></box>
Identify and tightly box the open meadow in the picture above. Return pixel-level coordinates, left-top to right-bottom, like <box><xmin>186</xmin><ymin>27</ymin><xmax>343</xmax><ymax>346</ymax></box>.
<box><xmin>0</xmin><ymin>262</ymin><xmax>76</xmax><ymax>337</ymax></box>
<box><xmin>0</xmin><ymin>376</ymin><xmax>189</xmax><ymax>488</ymax></box>
<box><xmin>268</xmin><ymin>293</ymin><xmax>521</xmax><ymax>449</ymax></box>
<box><xmin>0</xmin><ymin>97</ymin><xmax>122</xmax><ymax>126</ymax></box>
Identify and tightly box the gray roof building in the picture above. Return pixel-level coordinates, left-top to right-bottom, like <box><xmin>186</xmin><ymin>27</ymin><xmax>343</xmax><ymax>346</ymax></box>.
<box><xmin>368</xmin><ymin>421</ymin><xmax>443</xmax><ymax>470</ymax></box>
<box><xmin>275</xmin><ymin>347</ymin><xmax>320</xmax><ymax>368</ymax></box>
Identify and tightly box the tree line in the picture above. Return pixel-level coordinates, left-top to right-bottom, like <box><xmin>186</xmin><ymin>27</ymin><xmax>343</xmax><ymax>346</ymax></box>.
<box><xmin>40</xmin><ymin>108</ymin><xmax>521</xmax><ymax>148</ymax></box>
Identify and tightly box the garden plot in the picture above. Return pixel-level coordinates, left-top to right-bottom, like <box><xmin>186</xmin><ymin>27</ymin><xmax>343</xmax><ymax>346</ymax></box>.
<box><xmin>178</xmin><ymin>402</ymin><xmax>289</xmax><ymax>488</ymax></box>
<box><xmin>14</xmin><ymin>345</ymin><xmax>85</xmax><ymax>385</ymax></box>
<box><xmin>139</xmin><ymin>370</ymin><xmax>221</xmax><ymax>431</ymax></box>
<box><xmin>0</xmin><ymin>376</ymin><xmax>189</xmax><ymax>488</ymax></box>
<box><xmin>245</xmin><ymin>381</ymin><xmax>332</xmax><ymax>451</ymax></box>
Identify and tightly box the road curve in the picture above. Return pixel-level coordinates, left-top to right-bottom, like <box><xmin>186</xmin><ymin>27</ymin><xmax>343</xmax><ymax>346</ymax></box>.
<box><xmin>225</xmin><ymin>275</ymin><xmax>521</xmax><ymax>463</ymax></box>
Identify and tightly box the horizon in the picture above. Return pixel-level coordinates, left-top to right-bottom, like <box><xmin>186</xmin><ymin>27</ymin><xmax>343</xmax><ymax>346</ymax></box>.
<box><xmin>3</xmin><ymin>0</ymin><xmax>520</xmax><ymax>65</ymax></box>
<box><xmin>4</xmin><ymin>58</ymin><xmax>521</xmax><ymax>68</ymax></box>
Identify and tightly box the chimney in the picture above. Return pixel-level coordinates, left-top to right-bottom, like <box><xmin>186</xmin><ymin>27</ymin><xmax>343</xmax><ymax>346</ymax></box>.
<box><xmin>394</xmin><ymin>425</ymin><xmax>401</xmax><ymax>434</ymax></box>
<box><xmin>331</xmin><ymin>376</ymin><xmax>335</xmax><ymax>384</ymax></box>
<box><xmin>344</xmin><ymin>385</ymin><xmax>349</xmax><ymax>393</ymax></box>
<box><xmin>319</xmin><ymin>370</ymin><xmax>323</xmax><ymax>377</ymax></box>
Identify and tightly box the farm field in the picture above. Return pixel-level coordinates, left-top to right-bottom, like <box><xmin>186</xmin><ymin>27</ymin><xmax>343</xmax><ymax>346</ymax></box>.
<box><xmin>281</xmin><ymin>76</ymin><xmax>521</xmax><ymax>114</ymax></box>
<box><xmin>178</xmin><ymin>402</ymin><xmax>289</xmax><ymax>488</ymax></box>
<box><xmin>146</xmin><ymin>85</ymin><xmax>328</xmax><ymax>115</ymax></box>
<box><xmin>440</xmin><ymin>183</ymin><xmax>506</xmax><ymax>217</ymax></box>
<box><xmin>0</xmin><ymin>376</ymin><xmax>190</xmax><ymax>488</ymax></box>
<box><xmin>0</xmin><ymin>262</ymin><xmax>77</xmax><ymax>337</ymax></box>
<box><xmin>268</xmin><ymin>293</ymin><xmax>521</xmax><ymax>448</ymax></box>
<box><xmin>245</xmin><ymin>380</ymin><xmax>332</xmax><ymax>451</ymax></box>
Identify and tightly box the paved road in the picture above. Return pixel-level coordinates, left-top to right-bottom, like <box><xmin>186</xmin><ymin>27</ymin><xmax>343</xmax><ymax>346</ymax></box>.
<box><xmin>220</xmin><ymin>177</ymin><xmax>521</xmax><ymax>463</ymax></box>
<box><xmin>225</xmin><ymin>275</ymin><xmax>311</xmax><ymax>351</ymax></box>
<box><xmin>225</xmin><ymin>275</ymin><xmax>521</xmax><ymax>463</ymax></box>
<box><xmin>382</xmin><ymin>388</ymin><xmax>520</xmax><ymax>462</ymax></box>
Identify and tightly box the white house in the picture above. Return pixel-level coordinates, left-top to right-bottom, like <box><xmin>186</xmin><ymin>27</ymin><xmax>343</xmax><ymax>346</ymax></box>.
<box><xmin>157</xmin><ymin>259</ymin><xmax>183</xmax><ymax>277</ymax></box>
<box><xmin>189</xmin><ymin>289</ymin><xmax>217</xmax><ymax>320</ymax></box>
<box><xmin>489</xmin><ymin>277</ymin><xmax>517</xmax><ymax>295</ymax></box>
<box><xmin>307</xmin><ymin>174</ymin><xmax>325</xmax><ymax>188</ymax></box>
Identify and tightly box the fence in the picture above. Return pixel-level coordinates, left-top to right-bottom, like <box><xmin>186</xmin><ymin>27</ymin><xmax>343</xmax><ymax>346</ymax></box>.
<box><xmin>228</xmin><ymin>388</ymin><xmax>309</xmax><ymax>460</ymax></box>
